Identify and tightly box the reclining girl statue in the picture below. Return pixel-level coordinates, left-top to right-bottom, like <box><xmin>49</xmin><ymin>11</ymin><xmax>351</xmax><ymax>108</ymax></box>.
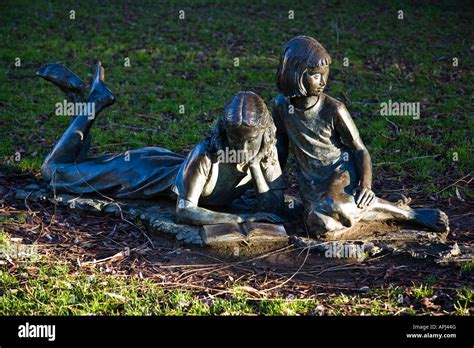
<box><xmin>36</xmin><ymin>62</ymin><xmax>286</xmax><ymax>226</ymax></box>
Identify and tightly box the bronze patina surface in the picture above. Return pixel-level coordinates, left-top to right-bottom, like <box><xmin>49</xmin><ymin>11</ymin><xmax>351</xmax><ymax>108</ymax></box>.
<box><xmin>272</xmin><ymin>35</ymin><xmax>449</xmax><ymax>240</ymax></box>
<box><xmin>37</xmin><ymin>63</ymin><xmax>286</xmax><ymax>226</ymax></box>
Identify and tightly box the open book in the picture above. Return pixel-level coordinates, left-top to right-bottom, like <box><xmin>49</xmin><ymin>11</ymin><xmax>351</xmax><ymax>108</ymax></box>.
<box><xmin>201</xmin><ymin>222</ymin><xmax>288</xmax><ymax>245</ymax></box>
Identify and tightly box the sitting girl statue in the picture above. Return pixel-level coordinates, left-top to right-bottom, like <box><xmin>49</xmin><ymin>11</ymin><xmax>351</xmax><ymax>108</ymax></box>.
<box><xmin>36</xmin><ymin>62</ymin><xmax>286</xmax><ymax>226</ymax></box>
<box><xmin>272</xmin><ymin>36</ymin><xmax>449</xmax><ymax>240</ymax></box>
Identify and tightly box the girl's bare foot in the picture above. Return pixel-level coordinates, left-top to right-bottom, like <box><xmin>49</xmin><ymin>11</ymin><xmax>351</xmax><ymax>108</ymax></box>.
<box><xmin>87</xmin><ymin>61</ymin><xmax>115</xmax><ymax>113</ymax></box>
<box><xmin>36</xmin><ymin>63</ymin><xmax>85</xmax><ymax>102</ymax></box>
<box><xmin>414</xmin><ymin>208</ymin><xmax>449</xmax><ymax>232</ymax></box>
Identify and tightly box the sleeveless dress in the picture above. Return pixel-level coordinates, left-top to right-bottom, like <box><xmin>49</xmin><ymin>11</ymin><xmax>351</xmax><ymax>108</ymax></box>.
<box><xmin>272</xmin><ymin>93</ymin><xmax>359</xmax><ymax>208</ymax></box>
<box><xmin>42</xmin><ymin>141</ymin><xmax>286</xmax><ymax>206</ymax></box>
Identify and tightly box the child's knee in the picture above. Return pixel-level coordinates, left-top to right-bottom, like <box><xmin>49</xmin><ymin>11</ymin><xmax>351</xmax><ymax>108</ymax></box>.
<box><xmin>304</xmin><ymin>209</ymin><xmax>345</xmax><ymax>239</ymax></box>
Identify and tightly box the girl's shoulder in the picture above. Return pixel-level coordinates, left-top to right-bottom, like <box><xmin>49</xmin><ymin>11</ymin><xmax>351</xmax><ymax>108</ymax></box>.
<box><xmin>322</xmin><ymin>94</ymin><xmax>346</xmax><ymax>113</ymax></box>
<box><xmin>181</xmin><ymin>141</ymin><xmax>213</xmax><ymax>177</ymax></box>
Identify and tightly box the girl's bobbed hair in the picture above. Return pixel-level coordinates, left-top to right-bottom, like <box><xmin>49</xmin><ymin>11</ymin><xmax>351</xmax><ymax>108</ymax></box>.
<box><xmin>276</xmin><ymin>35</ymin><xmax>331</xmax><ymax>98</ymax></box>
<box><xmin>206</xmin><ymin>91</ymin><xmax>277</xmax><ymax>164</ymax></box>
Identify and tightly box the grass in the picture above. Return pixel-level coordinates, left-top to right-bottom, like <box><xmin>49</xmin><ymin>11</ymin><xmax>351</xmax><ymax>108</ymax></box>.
<box><xmin>461</xmin><ymin>261</ymin><xmax>474</xmax><ymax>274</ymax></box>
<box><xmin>0</xmin><ymin>224</ymin><xmax>472</xmax><ymax>315</ymax></box>
<box><xmin>453</xmin><ymin>288</ymin><xmax>473</xmax><ymax>316</ymax></box>
<box><xmin>1</xmin><ymin>0</ymin><xmax>472</xmax><ymax>194</ymax></box>
<box><xmin>412</xmin><ymin>284</ymin><xmax>434</xmax><ymax>301</ymax></box>
<box><xmin>0</xmin><ymin>247</ymin><xmax>323</xmax><ymax>316</ymax></box>
<box><xmin>0</xmin><ymin>0</ymin><xmax>473</xmax><ymax>315</ymax></box>
<box><xmin>3</xmin><ymin>257</ymin><xmax>469</xmax><ymax>316</ymax></box>
<box><xmin>0</xmin><ymin>230</ymin><xmax>10</xmax><ymax>246</ymax></box>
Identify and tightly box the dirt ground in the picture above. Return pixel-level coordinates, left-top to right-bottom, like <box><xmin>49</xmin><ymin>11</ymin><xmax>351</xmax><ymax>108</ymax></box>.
<box><xmin>1</xmin><ymin>170</ymin><xmax>472</xmax><ymax>308</ymax></box>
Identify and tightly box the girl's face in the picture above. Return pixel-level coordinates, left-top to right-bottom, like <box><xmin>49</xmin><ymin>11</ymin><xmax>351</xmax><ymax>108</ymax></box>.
<box><xmin>303</xmin><ymin>65</ymin><xmax>329</xmax><ymax>97</ymax></box>
<box><xmin>225</xmin><ymin>125</ymin><xmax>263</xmax><ymax>162</ymax></box>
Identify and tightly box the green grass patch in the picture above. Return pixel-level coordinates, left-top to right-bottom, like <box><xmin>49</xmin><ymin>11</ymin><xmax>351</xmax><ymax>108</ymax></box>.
<box><xmin>0</xmin><ymin>0</ymin><xmax>472</xmax><ymax>196</ymax></box>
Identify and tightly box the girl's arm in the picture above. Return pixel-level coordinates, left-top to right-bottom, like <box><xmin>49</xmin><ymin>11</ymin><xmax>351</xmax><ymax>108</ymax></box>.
<box><xmin>176</xmin><ymin>196</ymin><xmax>283</xmax><ymax>225</ymax></box>
<box><xmin>249</xmin><ymin>162</ymin><xmax>286</xmax><ymax>216</ymax></box>
<box><xmin>176</xmin><ymin>198</ymin><xmax>244</xmax><ymax>225</ymax></box>
<box><xmin>272</xmin><ymin>97</ymin><xmax>290</xmax><ymax>169</ymax></box>
<box><xmin>249</xmin><ymin>132</ymin><xmax>287</xmax><ymax>216</ymax></box>
<box><xmin>334</xmin><ymin>103</ymin><xmax>375</xmax><ymax>208</ymax></box>
<box><xmin>175</xmin><ymin>145</ymin><xmax>282</xmax><ymax>225</ymax></box>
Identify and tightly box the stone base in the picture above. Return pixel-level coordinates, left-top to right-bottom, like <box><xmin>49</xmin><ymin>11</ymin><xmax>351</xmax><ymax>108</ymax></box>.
<box><xmin>9</xmin><ymin>183</ymin><xmax>472</xmax><ymax>264</ymax></box>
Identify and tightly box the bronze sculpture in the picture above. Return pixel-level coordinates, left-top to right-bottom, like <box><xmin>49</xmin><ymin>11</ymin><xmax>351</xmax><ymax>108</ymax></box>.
<box><xmin>272</xmin><ymin>35</ymin><xmax>449</xmax><ymax>240</ymax></box>
<box><xmin>37</xmin><ymin>62</ymin><xmax>286</xmax><ymax>226</ymax></box>
<box><xmin>36</xmin><ymin>36</ymin><xmax>450</xmax><ymax>242</ymax></box>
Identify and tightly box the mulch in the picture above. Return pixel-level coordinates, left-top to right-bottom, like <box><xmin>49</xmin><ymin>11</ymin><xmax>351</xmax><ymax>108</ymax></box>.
<box><xmin>0</xmin><ymin>169</ymin><xmax>472</xmax><ymax>314</ymax></box>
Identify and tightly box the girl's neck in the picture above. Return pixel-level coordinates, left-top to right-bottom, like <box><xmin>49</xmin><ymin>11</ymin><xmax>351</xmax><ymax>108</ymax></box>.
<box><xmin>291</xmin><ymin>95</ymin><xmax>320</xmax><ymax>110</ymax></box>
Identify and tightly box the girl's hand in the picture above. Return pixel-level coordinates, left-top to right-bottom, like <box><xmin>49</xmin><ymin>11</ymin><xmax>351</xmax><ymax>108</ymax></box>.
<box><xmin>249</xmin><ymin>135</ymin><xmax>267</xmax><ymax>167</ymax></box>
<box><xmin>355</xmin><ymin>186</ymin><xmax>376</xmax><ymax>208</ymax></box>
